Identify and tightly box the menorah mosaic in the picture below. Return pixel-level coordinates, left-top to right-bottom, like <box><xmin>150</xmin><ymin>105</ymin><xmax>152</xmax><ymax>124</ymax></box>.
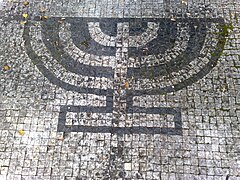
<box><xmin>23</xmin><ymin>17</ymin><xmax>227</xmax><ymax>136</ymax></box>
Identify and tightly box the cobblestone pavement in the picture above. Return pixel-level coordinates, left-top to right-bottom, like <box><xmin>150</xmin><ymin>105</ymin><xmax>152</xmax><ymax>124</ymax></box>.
<box><xmin>0</xmin><ymin>0</ymin><xmax>240</xmax><ymax>179</ymax></box>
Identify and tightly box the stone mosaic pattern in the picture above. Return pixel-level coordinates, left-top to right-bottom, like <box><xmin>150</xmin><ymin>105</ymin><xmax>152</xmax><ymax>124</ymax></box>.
<box><xmin>0</xmin><ymin>0</ymin><xmax>240</xmax><ymax>179</ymax></box>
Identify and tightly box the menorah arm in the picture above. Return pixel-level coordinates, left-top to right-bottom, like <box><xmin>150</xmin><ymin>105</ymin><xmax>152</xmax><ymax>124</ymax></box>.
<box><xmin>128</xmin><ymin>22</ymin><xmax>159</xmax><ymax>47</ymax></box>
<box><xmin>40</xmin><ymin>20</ymin><xmax>114</xmax><ymax>78</ymax></box>
<box><xmin>88</xmin><ymin>22</ymin><xmax>117</xmax><ymax>47</ymax></box>
<box><xmin>127</xmin><ymin>20</ymin><xmax>209</xmax><ymax>78</ymax></box>
<box><xmin>57</xmin><ymin>104</ymin><xmax>182</xmax><ymax>135</ymax></box>
<box><xmin>88</xmin><ymin>22</ymin><xmax>159</xmax><ymax>47</ymax></box>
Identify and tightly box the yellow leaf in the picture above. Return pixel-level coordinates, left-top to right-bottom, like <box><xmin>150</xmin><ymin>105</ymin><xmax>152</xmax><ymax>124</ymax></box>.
<box><xmin>3</xmin><ymin>64</ymin><xmax>10</xmax><ymax>71</ymax></box>
<box><xmin>124</xmin><ymin>81</ymin><xmax>129</xmax><ymax>89</ymax></box>
<box><xmin>23</xmin><ymin>1</ymin><xmax>29</xmax><ymax>6</ymax></box>
<box><xmin>18</xmin><ymin>129</ymin><xmax>25</xmax><ymax>136</ymax></box>
<box><xmin>22</xmin><ymin>13</ymin><xmax>28</xmax><ymax>19</ymax></box>
<box><xmin>20</xmin><ymin>21</ymin><xmax>27</xmax><ymax>25</ymax></box>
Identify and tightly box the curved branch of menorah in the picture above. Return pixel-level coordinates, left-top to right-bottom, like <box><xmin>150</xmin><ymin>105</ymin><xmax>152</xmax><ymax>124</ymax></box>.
<box><xmin>24</xmin><ymin>17</ymin><xmax>226</xmax><ymax>96</ymax></box>
<box><xmin>26</xmin><ymin>22</ymin><xmax>113</xmax><ymax>91</ymax></box>
<box><xmin>127</xmin><ymin>19</ymin><xmax>208</xmax><ymax>78</ymax></box>
<box><xmin>59</xmin><ymin>23</ymin><xmax>116</xmax><ymax>68</ymax></box>
<box><xmin>129</xmin><ymin>24</ymin><xmax>190</xmax><ymax>67</ymax></box>
<box><xmin>127</xmin><ymin>18</ymin><xmax>227</xmax><ymax>96</ymax></box>
<box><xmin>128</xmin><ymin>22</ymin><xmax>159</xmax><ymax>47</ymax></box>
<box><xmin>88</xmin><ymin>22</ymin><xmax>117</xmax><ymax>47</ymax></box>
<box><xmin>23</xmin><ymin>22</ymin><xmax>113</xmax><ymax>97</ymax></box>
<box><xmin>40</xmin><ymin>19</ymin><xmax>114</xmax><ymax>79</ymax></box>
<box><xmin>70</xmin><ymin>18</ymin><xmax>178</xmax><ymax>57</ymax></box>
<box><xmin>68</xmin><ymin>18</ymin><xmax>116</xmax><ymax>56</ymax></box>
<box><xmin>128</xmin><ymin>19</ymin><xmax>178</xmax><ymax>57</ymax></box>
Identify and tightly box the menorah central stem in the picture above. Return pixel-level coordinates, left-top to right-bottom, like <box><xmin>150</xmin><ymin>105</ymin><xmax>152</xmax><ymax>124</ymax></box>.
<box><xmin>112</xmin><ymin>22</ymin><xmax>129</xmax><ymax>127</ymax></box>
<box><xmin>110</xmin><ymin>22</ymin><xmax>130</xmax><ymax>176</ymax></box>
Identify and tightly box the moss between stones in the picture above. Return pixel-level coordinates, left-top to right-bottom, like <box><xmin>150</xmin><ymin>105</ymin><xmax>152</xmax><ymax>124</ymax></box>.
<box><xmin>211</xmin><ymin>22</ymin><xmax>233</xmax><ymax>59</ymax></box>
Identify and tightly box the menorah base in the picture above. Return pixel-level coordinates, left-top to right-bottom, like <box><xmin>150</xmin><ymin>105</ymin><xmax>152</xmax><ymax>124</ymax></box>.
<box><xmin>57</xmin><ymin>105</ymin><xmax>182</xmax><ymax>135</ymax></box>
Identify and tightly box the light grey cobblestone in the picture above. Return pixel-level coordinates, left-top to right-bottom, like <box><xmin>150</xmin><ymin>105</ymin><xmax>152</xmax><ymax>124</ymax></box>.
<box><xmin>0</xmin><ymin>0</ymin><xmax>240</xmax><ymax>179</ymax></box>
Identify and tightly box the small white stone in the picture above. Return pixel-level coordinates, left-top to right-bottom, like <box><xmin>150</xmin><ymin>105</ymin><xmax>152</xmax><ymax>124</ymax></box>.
<box><xmin>124</xmin><ymin>163</ymin><xmax>132</xmax><ymax>171</ymax></box>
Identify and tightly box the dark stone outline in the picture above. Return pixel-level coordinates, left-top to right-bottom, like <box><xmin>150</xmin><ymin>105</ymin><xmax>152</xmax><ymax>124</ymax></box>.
<box><xmin>99</xmin><ymin>18</ymin><xmax>118</xmax><ymax>37</ymax></box>
<box><xmin>23</xmin><ymin>17</ymin><xmax>226</xmax><ymax>135</ymax></box>
<box><xmin>129</xmin><ymin>20</ymin><xmax>148</xmax><ymax>36</ymax></box>
<box><xmin>57</xmin><ymin>105</ymin><xmax>182</xmax><ymax>135</ymax></box>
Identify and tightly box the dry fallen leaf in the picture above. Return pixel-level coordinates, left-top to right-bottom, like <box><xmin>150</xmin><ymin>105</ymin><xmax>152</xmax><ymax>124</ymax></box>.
<box><xmin>182</xmin><ymin>0</ymin><xmax>188</xmax><ymax>5</ymax></box>
<box><xmin>58</xmin><ymin>18</ymin><xmax>65</xmax><ymax>24</ymax></box>
<box><xmin>56</xmin><ymin>136</ymin><xmax>64</xmax><ymax>141</ymax></box>
<box><xmin>23</xmin><ymin>1</ymin><xmax>29</xmax><ymax>6</ymax></box>
<box><xmin>18</xmin><ymin>129</ymin><xmax>25</xmax><ymax>136</ymax></box>
<box><xmin>171</xmin><ymin>17</ymin><xmax>176</xmax><ymax>21</ymax></box>
<box><xmin>101</xmin><ymin>155</ymin><xmax>108</xmax><ymax>160</ymax></box>
<box><xmin>40</xmin><ymin>15</ymin><xmax>49</xmax><ymax>20</ymax></box>
<box><xmin>20</xmin><ymin>21</ymin><xmax>27</xmax><ymax>25</ymax></box>
<box><xmin>22</xmin><ymin>13</ymin><xmax>28</xmax><ymax>19</ymax></box>
<box><xmin>54</xmin><ymin>41</ymin><xmax>59</xmax><ymax>46</ymax></box>
<box><xmin>3</xmin><ymin>64</ymin><xmax>10</xmax><ymax>71</ymax></box>
<box><xmin>220</xmin><ymin>84</ymin><xmax>228</xmax><ymax>93</ymax></box>
<box><xmin>39</xmin><ymin>7</ymin><xmax>46</xmax><ymax>13</ymax></box>
<box><xmin>124</xmin><ymin>81</ymin><xmax>129</xmax><ymax>89</ymax></box>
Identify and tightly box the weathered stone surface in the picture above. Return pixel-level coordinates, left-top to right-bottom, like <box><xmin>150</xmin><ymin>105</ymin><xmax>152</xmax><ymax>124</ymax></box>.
<box><xmin>0</xmin><ymin>0</ymin><xmax>239</xmax><ymax>179</ymax></box>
